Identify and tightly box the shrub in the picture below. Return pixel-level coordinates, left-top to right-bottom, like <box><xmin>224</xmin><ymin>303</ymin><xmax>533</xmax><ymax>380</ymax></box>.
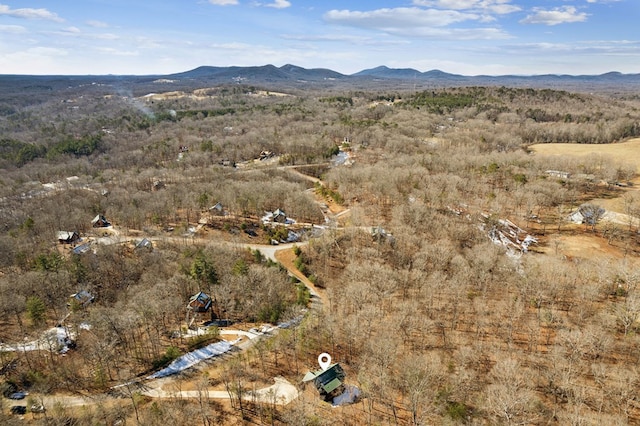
<box><xmin>252</xmin><ymin>249</ymin><xmax>265</xmax><ymax>263</ymax></box>
<box><xmin>257</xmin><ymin>302</ymin><xmax>285</xmax><ymax>323</ymax></box>
<box><xmin>188</xmin><ymin>327</ymin><xmax>220</xmax><ymax>351</ymax></box>
<box><xmin>26</xmin><ymin>296</ymin><xmax>46</xmax><ymax>326</ymax></box>
<box><xmin>296</xmin><ymin>283</ymin><xmax>310</xmax><ymax>306</ymax></box>
<box><xmin>446</xmin><ymin>401</ymin><xmax>469</xmax><ymax>421</ymax></box>
<box><xmin>152</xmin><ymin>346</ymin><xmax>181</xmax><ymax>370</ymax></box>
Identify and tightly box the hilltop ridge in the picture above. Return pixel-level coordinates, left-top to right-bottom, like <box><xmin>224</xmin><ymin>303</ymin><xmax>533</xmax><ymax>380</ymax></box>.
<box><xmin>2</xmin><ymin>64</ymin><xmax>640</xmax><ymax>94</ymax></box>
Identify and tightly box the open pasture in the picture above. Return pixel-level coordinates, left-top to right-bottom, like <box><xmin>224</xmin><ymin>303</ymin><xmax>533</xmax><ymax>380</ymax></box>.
<box><xmin>529</xmin><ymin>137</ymin><xmax>640</xmax><ymax>172</ymax></box>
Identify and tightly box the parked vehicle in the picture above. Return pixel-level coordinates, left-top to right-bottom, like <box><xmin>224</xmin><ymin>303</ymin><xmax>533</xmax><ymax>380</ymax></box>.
<box><xmin>10</xmin><ymin>406</ymin><xmax>27</xmax><ymax>415</ymax></box>
<box><xmin>8</xmin><ymin>391</ymin><xmax>28</xmax><ymax>400</ymax></box>
<box><xmin>31</xmin><ymin>404</ymin><xmax>46</xmax><ymax>413</ymax></box>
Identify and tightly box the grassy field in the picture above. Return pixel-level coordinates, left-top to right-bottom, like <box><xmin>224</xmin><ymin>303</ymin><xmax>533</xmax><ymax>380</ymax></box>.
<box><xmin>530</xmin><ymin>138</ymin><xmax>640</xmax><ymax>213</ymax></box>
<box><xmin>529</xmin><ymin>137</ymin><xmax>640</xmax><ymax>172</ymax></box>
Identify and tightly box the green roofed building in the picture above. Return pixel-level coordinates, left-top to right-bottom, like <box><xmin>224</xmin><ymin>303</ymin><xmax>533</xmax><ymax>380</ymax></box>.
<box><xmin>302</xmin><ymin>363</ymin><xmax>345</xmax><ymax>401</ymax></box>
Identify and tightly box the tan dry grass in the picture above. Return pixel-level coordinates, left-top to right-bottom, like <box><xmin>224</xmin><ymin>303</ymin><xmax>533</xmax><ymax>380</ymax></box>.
<box><xmin>529</xmin><ymin>137</ymin><xmax>640</xmax><ymax>172</ymax></box>
<box><xmin>530</xmin><ymin>138</ymin><xmax>640</xmax><ymax>212</ymax></box>
<box><xmin>530</xmin><ymin>138</ymin><xmax>640</xmax><ymax>207</ymax></box>
<box><xmin>251</xmin><ymin>90</ymin><xmax>291</xmax><ymax>97</ymax></box>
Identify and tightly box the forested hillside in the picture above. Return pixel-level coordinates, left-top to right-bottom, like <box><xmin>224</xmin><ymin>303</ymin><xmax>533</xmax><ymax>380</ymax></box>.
<box><xmin>1</xmin><ymin>80</ymin><xmax>640</xmax><ymax>425</ymax></box>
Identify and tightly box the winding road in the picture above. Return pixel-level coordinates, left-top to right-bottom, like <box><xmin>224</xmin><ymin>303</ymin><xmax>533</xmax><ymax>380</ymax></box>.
<box><xmin>5</xmin><ymin>163</ymin><xmax>339</xmax><ymax>412</ymax></box>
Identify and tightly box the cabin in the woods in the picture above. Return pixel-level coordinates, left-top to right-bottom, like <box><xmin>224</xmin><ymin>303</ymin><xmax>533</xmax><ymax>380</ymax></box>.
<box><xmin>302</xmin><ymin>363</ymin><xmax>346</xmax><ymax>402</ymax></box>
<box><xmin>57</xmin><ymin>231</ymin><xmax>79</xmax><ymax>244</ymax></box>
<box><xmin>91</xmin><ymin>215</ymin><xmax>110</xmax><ymax>228</ymax></box>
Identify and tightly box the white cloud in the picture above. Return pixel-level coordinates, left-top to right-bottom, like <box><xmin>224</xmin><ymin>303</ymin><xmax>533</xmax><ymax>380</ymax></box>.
<box><xmin>252</xmin><ymin>0</ymin><xmax>291</xmax><ymax>8</ymax></box>
<box><xmin>325</xmin><ymin>7</ymin><xmax>480</xmax><ymax>29</ymax></box>
<box><xmin>208</xmin><ymin>0</ymin><xmax>238</xmax><ymax>5</ymax></box>
<box><xmin>0</xmin><ymin>24</ymin><xmax>26</xmax><ymax>34</ymax></box>
<box><xmin>501</xmin><ymin>42</ymin><xmax>572</xmax><ymax>53</ymax></box>
<box><xmin>412</xmin><ymin>0</ymin><xmax>520</xmax><ymax>14</ymax></box>
<box><xmin>413</xmin><ymin>0</ymin><xmax>477</xmax><ymax>8</ymax></box>
<box><xmin>87</xmin><ymin>20</ymin><xmax>109</xmax><ymax>28</ymax></box>
<box><xmin>497</xmin><ymin>40</ymin><xmax>640</xmax><ymax>59</ymax></box>
<box><xmin>265</xmin><ymin>0</ymin><xmax>291</xmax><ymax>9</ymax></box>
<box><xmin>133</xmin><ymin>36</ymin><xmax>162</xmax><ymax>49</ymax></box>
<box><xmin>96</xmin><ymin>47</ymin><xmax>139</xmax><ymax>56</ymax></box>
<box><xmin>412</xmin><ymin>26</ymin><xmax>510</xmax><ymax>39</ymax></box>
<box><xmin>520</xmin><ymin>6</ymin><xmax>588</xmax><ymax>26</ymax></box>
<box><xmin>94</xmin><ymin>33</ymin><xmax>119</xmax><ymax>40</ymax></box>
<box><xmin>282</xmin><ymin>33</ymin><xmax>408</xmax><ymax>46</ymax></box>
<box><xmin>0</xmin><ymin>46</ymin><xmax>71</xmax><ymax>74</ymax></box>
<box><xmin>210</xmin><ymin>42</ymin><xmax>254</xmax><ymax>50</ymax></box>
<box><xmin>0</xmin><ymin>4</ymin><xmax>63</xmax><ymax>22</ymax></box>
<box><xmin>36</xmin><ymin>47</ymin><xmax>68</xmax><ymax>56</ymax></box>
<box><xmin>488</xmin><ymin>3</ymin><xmax>521</xmax><ymax>15</ymax></box>
<box><xmin>323</xmin><ymin>7</ymin><xmax>509</xmax><ymax>39</ymax></box>
<box><xmin>50</xmin><ymin>27</ymin><xmax>119</xmax><ymax>40</ymax></box>
<box><xmin>16</xmin><ymin>46</ymin><xmax>68</xmax><ymax>57</ymax></box>
<box><xmin>49</xmin><ymin>27</ymin><xmax>82</xmax><ymax>37</ymax></box>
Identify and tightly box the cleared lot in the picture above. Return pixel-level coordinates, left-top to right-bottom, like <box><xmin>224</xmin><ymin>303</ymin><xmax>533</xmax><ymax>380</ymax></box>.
<box><xmin>529</xmin><ymin>137</ymin><xmax>640</xmax><ymax>172</ymax></box>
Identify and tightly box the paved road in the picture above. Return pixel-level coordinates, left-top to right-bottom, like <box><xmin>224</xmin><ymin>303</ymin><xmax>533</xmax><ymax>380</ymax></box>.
<box><xmin>138</xmin><ymin>376</ymin><xmax>298</xmax><ymax>405</ymax></box>
<box><xmin>38</xmin><ymin>376</ymin><xmax>298</xmax><ymax>408</ymax></box>
<box><xmin>244</xmin><ymin>242</ymin><xmax>304</xmax><ymax>262</ymax></box>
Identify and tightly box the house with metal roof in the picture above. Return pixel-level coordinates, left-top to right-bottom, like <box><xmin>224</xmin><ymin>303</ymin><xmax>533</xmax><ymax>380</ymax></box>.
<box><xmin>135</xmin><ymin>238</ymin><xmax>153</xmax><ymax>250</ymax></box>
<box><xmin>272</xmin><ymin>209</ymin><xmax>287</xmax><ymax>224</ymax></box>
<box><xmin>91</xmin><ymin>215</ymin><xmax>110</xmax><ymax>228</ymax></box>
<box><xmin>57</xmin><ymin>231</ymin><xmax>79</xmax><ymax>244</ymax></box>
<box><xmin>186</xmin><ymin>291</ymin><xmax>214</xmax><ymax>328</ymax></box>
<box><xmin>187</xmin><ymin>292</ymin><xmax>213</xmax><ymax>313</ymax></box>
<box><xmin>209</xmin><ymin>202</ymin><xmax>225</xmax><ymax>216</ymax></box>
<box><xmin>68</xmin><ymin>290</ymin><xmax>95</xmax><ymax>308</ymax></box>
<box><xmin>302</xmin><ymin>363</ymin><xmax>345</xmax><ymax>401</ymax></box>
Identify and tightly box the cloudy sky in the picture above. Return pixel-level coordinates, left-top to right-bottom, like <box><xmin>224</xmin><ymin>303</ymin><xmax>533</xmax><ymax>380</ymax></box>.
<box><xmin>0</xmin><ymin>0</ymin><xmax>637</xmax><ymax>76</ymax></box>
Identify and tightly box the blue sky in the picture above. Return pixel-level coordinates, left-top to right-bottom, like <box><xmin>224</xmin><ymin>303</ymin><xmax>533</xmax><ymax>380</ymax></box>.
<box><xmin>0</xmin><ymin>0</ymin><xmax>637</xmax><ymax>76</ymax></box>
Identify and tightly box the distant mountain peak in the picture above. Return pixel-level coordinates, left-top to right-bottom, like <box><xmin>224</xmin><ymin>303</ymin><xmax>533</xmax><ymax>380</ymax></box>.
<box><xmin>157</xmin><ymin>64</ymin><xmax>640</xmax><ymax>90</ymax></box>
<box><xmin>354</xmin><ymin>65</ymin><xmax>422</xmax><ymax>78</ymax></box>
<box><xmin>168</xmin><ymin>63</ymin><xmax>344</xmax><ymax>82</ymax></box>
<box><xmin>280</xmin><ymin>64</ymin><xmax>303</xmax><ymax>71</ymax></box>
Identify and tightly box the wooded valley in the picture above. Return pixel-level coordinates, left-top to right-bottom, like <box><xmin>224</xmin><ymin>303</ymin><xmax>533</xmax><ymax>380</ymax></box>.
<box><xmin>1</xmin><ymin>76</ymin><xmax>640</xmax><ymax>425</ymax></box>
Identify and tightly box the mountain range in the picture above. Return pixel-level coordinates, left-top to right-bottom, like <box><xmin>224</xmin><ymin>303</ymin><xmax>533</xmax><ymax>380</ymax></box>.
<box><xmin>165</xmin><ymin>64</ymin><xmax>640</xmax><ymax>92</ymax></box>
<box><xmin>2</xmin><ymin>64</ymin><xmax>639</xmax><ymax>96</ymax></box>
